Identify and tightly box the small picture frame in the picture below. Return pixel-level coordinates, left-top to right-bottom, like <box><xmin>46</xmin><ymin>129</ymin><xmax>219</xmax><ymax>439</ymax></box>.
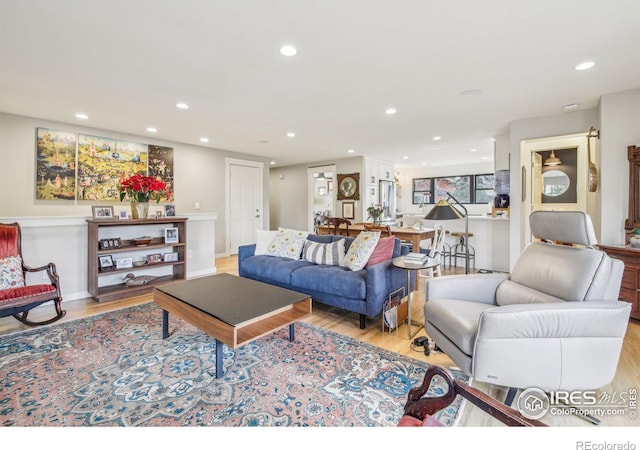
<box><xmin>155</xmin><ymin>210</ymin><xmax>164</xmax><ymax>219</ymax></box>
<box><xmin>98</xmin><ymin>255</ymin><xmax>114</xmax><ymax>271</ymax></box>
<box><xmin>342</xmin><ymin>201</ymin><xmax>355</xmax><ymax>219</ymax></box>
<box><xmin>99</xmin><ymin>239</ymin><xmax>110</xmax><ymax>250</ymax></box>
<box><xmin>92</xmin><ymin>206</ymin><xmax>115</xmax><ymax>220</ymax></box>
<box><xmin>118</xmin><ymin>210</ymin><xmax>129</xmax><ymax>220</ymax></box>
<box><xmin>147</xmin><ymin>253</ymin><xmax>163</xmax><ymax>265</ymax></box>
<box><xmin>164</xmin><ymin>227</ymin><xmax>179</xmax><ymax>244</ymax></box>
<box><xmin>116</xmin><ymin>257</ymin><xmax>133</xmax><ymax>269</ymax></box>
<box><xmin>163</xmin><ymin>252</ymin><xmax>179</xmax><ymax>263</ymax></box>
<box><xmin>164</xmin><ymin>204</ymin><xmax>176</xmax><ymax>217</ymax></box>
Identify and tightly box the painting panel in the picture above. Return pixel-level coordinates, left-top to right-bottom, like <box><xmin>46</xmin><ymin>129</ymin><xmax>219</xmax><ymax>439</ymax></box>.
<box><xmin>36</xmin><ymin>128</ymin><xmax>77</xmax><ymax>200</ymax></box>
<box><xmin>148</xmin><ymin>145</ymin><xmax>174</xmax><ymax>202</ymax></box>
<box><xmin>434</xmin><ymin>176</ymin><xmax>471</xmax><ymax>203</ymax></box>
<box><xmin>77</xmin><ymin>134</ymin><xmax>147</xmax><ymax>201</ymax></box>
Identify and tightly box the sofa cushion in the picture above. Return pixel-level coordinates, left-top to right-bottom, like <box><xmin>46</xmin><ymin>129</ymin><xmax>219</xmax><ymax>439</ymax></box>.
<box><xmin>0</xmin><ymin>256</ymin><xmax>24</xmax><ymax>289</ymax></box>
<box><xmin>302</xmin><ymin>239</ymin><xmax>345</xmax><ymax>266</ymax></box>
<box><xmin>291</xmin><ymin>264</ymin><xmax>367</xmax><ymax>300</ymax></box>
<box><xmin>264</xmin><ymin>228</ymin><xmax>308</xmax><ymax>260</ymax></box>
<box><xmin>425</xmin><ymin>299</ymin><xmax>495</xmax><ymax>356</ymax></box>
<box><xmin>344</xmin><ymin>232</ymin><xmax>380</xmax><ymax>271</ymax></box>
<box><xmin>255</xmin><ymin>230</ymin><xmax>279</xmax><ymax>255</ymax></box>
<box><xmin>366</xmin><ymin>236</ymin><xmax>395</xmax><ymax>267</ymax></box>
<box><xmin>240</xmin><ymin>255</ymin><xmax>313</xmax><ymax>285</ymax></box>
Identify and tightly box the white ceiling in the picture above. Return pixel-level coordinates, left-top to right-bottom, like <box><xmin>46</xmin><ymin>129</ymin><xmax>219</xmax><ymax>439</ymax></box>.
<box><xmin>1</xmin><ymin>0</ymin><xmax>639</xmax><ymax>169</ymax></box>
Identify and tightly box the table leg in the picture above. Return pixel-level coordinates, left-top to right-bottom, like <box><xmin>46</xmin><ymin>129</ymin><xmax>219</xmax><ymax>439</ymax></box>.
<box><xmin>216</xmin><ymin>339</ymin><xmax>224</xmax><ymax>379</ymax></box>
<box><xmin>162</xmin><ymin>310</ymin><xmax>169</xmax><ymax>339</ymax></box>
<box><xmin>289</xmin><ymin>323</ymin><xmax>295</xmax><ymax>341</ymax></box>
<box><xmin>406</xmin><ymin>269</ymin><xmax>424</xmax><ymax>339</ymax></box>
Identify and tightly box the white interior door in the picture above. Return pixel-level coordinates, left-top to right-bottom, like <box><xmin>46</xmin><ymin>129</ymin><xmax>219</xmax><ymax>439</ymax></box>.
<box><xmin>227</xmin><ymin>159</ymin><xmax>263</xmax><ymax>254</ymax></box>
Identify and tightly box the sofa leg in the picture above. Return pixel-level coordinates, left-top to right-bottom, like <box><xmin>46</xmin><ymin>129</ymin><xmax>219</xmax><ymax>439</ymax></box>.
<box><xmin>359</xmin><ymin>314</ymin><xmax>366</xmax><ymax>329</ymax></box>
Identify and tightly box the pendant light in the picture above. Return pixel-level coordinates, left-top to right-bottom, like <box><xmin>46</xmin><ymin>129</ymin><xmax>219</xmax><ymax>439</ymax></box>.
<box><xmin>544</xmin><ymin>150</ymin><xmax>562</xmax><ymax>166</ymax></box>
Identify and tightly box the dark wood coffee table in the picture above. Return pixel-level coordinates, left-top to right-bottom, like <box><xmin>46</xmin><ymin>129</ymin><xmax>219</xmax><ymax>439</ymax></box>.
<box><xmin>153</xmin><ymin>273</ymin><xmax>312</xmax><ymax>378</ymax></box>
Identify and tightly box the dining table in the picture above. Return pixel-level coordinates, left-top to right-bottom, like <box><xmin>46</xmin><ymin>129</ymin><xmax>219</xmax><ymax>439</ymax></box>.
<box><xmin>316</xmin><ymin>223</ymin><xmax>434</xmax><ymax>252</ymax></box>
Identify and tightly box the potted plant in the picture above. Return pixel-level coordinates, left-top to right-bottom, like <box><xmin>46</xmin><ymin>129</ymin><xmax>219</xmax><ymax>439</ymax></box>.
<box><xmin>367</xmin><ymin>204</ymin><xmax>385</xmax><ymax>225</ymax></box>
<box><xmin>118</xmin><ymin>174</ymin><xmax>167</xmax><ymax>219</ymax></box>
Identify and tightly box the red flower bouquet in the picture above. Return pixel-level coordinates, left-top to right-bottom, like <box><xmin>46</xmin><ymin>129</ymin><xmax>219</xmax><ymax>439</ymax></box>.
<box><xmin>118</xmin><ymin>174</ymin><xmax>167</xmax><ymax>203</ymax></box>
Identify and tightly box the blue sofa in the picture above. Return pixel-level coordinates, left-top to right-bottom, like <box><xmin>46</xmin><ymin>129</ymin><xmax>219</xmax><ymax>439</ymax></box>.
<box><xmin>238</xmin><ymin>234</ymin><xmax>411</xmax><ymax>329</ymax></box>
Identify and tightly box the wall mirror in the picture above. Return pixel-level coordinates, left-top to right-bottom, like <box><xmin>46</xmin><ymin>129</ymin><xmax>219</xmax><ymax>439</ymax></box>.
<box><xmin>543</xmin><ymin>170</ymin><xmax>570</xmax><ymax>196</ymax></box>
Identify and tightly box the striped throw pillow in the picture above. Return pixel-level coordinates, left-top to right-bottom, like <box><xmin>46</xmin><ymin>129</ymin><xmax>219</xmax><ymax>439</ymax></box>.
<box><xmin>302</xmin><ymin>239</ymin><xmax>346</xmax><ymax>266</ymax></box>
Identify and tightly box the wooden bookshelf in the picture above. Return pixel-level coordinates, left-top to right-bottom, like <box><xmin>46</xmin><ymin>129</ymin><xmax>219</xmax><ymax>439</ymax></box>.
<box><xmin>87</xmin><ymin>217</ymin><xmax>187</xmax><ymax>302</ymax></box>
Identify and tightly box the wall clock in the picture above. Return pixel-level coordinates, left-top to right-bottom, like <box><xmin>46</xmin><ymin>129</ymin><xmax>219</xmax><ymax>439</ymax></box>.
<box><xmin>337</xmin><ymin>173</ymin><xmax>360</xmax><ymax>200</ymax></box>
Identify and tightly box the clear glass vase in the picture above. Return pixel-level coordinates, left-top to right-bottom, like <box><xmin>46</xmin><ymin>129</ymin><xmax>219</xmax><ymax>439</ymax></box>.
<box><xmin>130</xmin><ymin>201</ymin><xmax>149</xmax><ymax>219</ymax></box>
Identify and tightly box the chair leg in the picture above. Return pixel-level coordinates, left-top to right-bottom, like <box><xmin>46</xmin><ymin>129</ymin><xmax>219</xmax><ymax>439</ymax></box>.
<box><xmin>359</xmin><ymin>314</ymin><xmax>366</xmax><ymax>329</ymax></box>
<box><xmin>504</xmin><ymin>387</ymin><xmax>518</xmax><ymax>406</ymax></box>
<box><xmin>13</xmin><ymin>299</ymin><xmax>66</xmax><ymax>326</ymax></box>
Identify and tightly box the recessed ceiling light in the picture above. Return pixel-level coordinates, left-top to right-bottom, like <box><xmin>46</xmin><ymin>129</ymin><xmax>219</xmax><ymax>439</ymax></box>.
<box><xmin>347</xmin><ymin>149</ymin><xmax>355</xmax><ymax>153</ymax></box>
<box><xmin>280</xmin><ymin>45</ymin><xmax>297</xmax><ymax>56</ymax></box>
<box><xmin>176</xmin><ymin>102</ymin><xmax>189</xmax><ymax>109</ymax></box>
<box><xmin>402</xmin><ymin>156</ymin><xmax>409</xmax><ymax>160</ymax></box>
<box><xmin>287</xmin><ymin>132</ymin><xmax>295</xmax><ymax>138</ymax></box>
<box><xmin>563</xmin><ymin>103</ymin><xmax>579</xmax><ymax>111</ymax></box>
<box><xmin>575</xmin><ymin>61</ymin><xmax>595</xmax><ymax>71</ymax></box>
<box><xmin>470</xmin><ymin>148</ymin><xmax>477</xmax><ymax>152</ymax></box>
<box><xmin>385</xmin><ymin>108</ymin><xmax>397</xmax><ymax>115</ymax></box>
<box><xmin>481</xmin><ymin>156</ymin><xmax>488</xmax><ymax>160</ymax></box>
<box><xmin>200</xmin><ymin>137</ymin><xmax>209</xmax><ymax>143</ymax></box>
<box><xmin>421</xmin><ymin>162</ymin><xmax>427</xmax><ymax>166</ymax></box>
<box><xmin>432</xmin><ymin>136</ymin><xmax>441</xmax><ymax>141</ymax></box>
<box><xmin>75</xmin><ymin>113</ymin><xmax>88</xmax><ymax>120</ymax></box>
<box><xmin>147</xmin><ymin>127</ymin><xmax>157</xmax><ymax>133</ymax></box>
<box><xmin>270</xmin><ymin>161</ymin><xmax>276</xmax><ymax>165</ymax></box>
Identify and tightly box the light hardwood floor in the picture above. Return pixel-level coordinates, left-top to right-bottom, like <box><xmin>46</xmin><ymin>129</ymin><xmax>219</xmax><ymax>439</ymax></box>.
<box><xmin>1</xmin><ymin>255</ymin><xmax>638</xmax><ymax>427</ymax></box>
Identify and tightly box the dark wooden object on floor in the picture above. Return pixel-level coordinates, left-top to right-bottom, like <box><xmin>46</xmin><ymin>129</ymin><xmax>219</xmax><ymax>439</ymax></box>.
<box><xmin>0</xmin><ymin>222</ymin><xmax>66</xmax><ymax>326</ymax></box>
<box><xmin>401</xmin><ymin>365</ymin><xmax>547</xmax><ymax>427</ymax></box>
<box><xmin>598</xmin><ymin>244</ymin><xmax>640</xmax><ymax>320</ymax></box>
<box><xmin>326</xmin><ymin>217</ymin><xmax>351</xmax><ymax>236</ymax></box>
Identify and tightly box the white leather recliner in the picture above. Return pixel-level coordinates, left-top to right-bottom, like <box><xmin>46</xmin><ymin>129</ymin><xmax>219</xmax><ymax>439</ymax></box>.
<box><xmin>424</xmin><ymin>211</ymin><xmax>631</xmax><ymax>394</ymax></box>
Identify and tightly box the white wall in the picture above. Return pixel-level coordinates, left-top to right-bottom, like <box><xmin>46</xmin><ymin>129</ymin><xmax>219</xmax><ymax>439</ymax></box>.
<box><xmin>599</xmin><ymin>88</ymin><xmax>640</xmax><ymax>244</ymax></box>
<box><xmin>506</xmin><ymin>107</ymin><xmax>599</xmax><ymax>268</ymax></box>
<box><xmin>0</xmin><ymin>112</ymin><xmax>271</xmax><ymax>254</ymax></box>
<box><xmin>270</xmin><ymin>156</ymin><xmax>364</xmax><ymax>231</ymax></box>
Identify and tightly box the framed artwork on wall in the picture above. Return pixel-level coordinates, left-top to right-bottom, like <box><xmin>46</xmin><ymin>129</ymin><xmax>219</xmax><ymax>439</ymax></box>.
<box><xmin>35</xmin><ymin>128</ymin><xmax>77</xmax><ymax>200</ymax></box>
<box><xmin>342</xmin><ymin>201</ymin><xmax>355</xmax><ymax>219</ymax></box>
<box><xmin>337</xmin><ymin>173</ymin><xmax>360</xmax><ymax>200</ymax></box>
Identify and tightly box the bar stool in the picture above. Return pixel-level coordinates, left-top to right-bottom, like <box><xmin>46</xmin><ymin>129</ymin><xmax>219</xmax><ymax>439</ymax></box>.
<box><xmin>450</xmin><ymin>231</ymin><xmax>475</xmax><ymax>270</ymax></box>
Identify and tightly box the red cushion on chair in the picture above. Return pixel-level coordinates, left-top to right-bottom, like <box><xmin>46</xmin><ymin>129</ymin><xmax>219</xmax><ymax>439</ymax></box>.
<box><xmin>0</xmin><ymin>284</ymin><xmax>56</xmax><ymax>302</ymax></box>
<box><xmin>0</xmin><ymin>225</ymin><xmax>20</xmax><ymax>259</ymax></box>
<box><xmin>397</xmin><ymin>414</ymin><xmax>444</xmax><ymax>427</ymax></box>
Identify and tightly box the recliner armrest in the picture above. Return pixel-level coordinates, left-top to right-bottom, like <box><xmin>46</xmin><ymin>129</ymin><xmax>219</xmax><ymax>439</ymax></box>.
<box><xmin>476</xmin><ymin>301</ymin><xmax>632</xmax><ymax>340</ymax></box>
<box><xmin>426</xmin><ymin>273</ymin><xmax>509</xmax><ymax>305</ymax></box>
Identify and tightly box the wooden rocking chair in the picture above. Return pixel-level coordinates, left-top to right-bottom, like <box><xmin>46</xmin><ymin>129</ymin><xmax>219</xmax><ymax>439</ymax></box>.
<box><xmin>0</xmin><ymin>222</ymin><xmax>66</xmax><ymax>326</ymax></box>
<box><xmin>399</xmin><ymin>365</ymin><xmax>547</xmax><ymax>427</ymax></box>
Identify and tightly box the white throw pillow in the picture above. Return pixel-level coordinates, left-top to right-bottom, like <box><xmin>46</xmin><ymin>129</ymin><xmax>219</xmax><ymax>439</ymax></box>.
<box><xmin>0</xmin><ymin>256</ymin><xmax>25</xmax><ymax>289</ymax></box>
<box><xmin>344</xmin><ymin>231</ymin><xmax>381</xmax><ymax>271</ymax></box>
<box><xmin>302</xmin><ymin>239</ymin><xmax>345</xmax><ymax>266</ymax></box>
<box><xmin>264</xmin><ymin>228</ymin><xmax>309</xmax><ymax>260</ymax></box>
<box><xmin>255</xmin><ymin>230</ymin><xmax>279</xmax><ymax>255</ymax></box>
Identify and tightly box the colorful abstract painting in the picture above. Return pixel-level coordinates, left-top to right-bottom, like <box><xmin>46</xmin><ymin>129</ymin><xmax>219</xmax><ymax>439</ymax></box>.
<box><xmin>77</xmin><ymin>134</ymin><xmax>147</xmax><ymax>201</ymax></box>
<box><xmin>35</xmin><ymin>128</ymin><xmax>77</xmax><ymax>200</ymax></box>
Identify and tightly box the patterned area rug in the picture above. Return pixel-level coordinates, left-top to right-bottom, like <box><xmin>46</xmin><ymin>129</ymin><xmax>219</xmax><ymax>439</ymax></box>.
<box><xmin>0</xmin><ymin>303</ymin><xmax>467</xmax><ymax>427</ymax></box>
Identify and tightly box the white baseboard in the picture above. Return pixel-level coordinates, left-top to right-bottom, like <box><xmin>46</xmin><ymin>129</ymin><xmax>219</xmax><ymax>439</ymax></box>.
<box><xmin>187</xmin><ymin>268</ymin><xmax>217</xmax><ymax>279</ymax></box>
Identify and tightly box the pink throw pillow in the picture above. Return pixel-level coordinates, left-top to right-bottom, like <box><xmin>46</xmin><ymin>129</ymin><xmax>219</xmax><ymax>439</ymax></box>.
<box><xmin>366</xmin><ymin>236</ymin><xmax>395</xmax><ymax>267</ymax></box>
